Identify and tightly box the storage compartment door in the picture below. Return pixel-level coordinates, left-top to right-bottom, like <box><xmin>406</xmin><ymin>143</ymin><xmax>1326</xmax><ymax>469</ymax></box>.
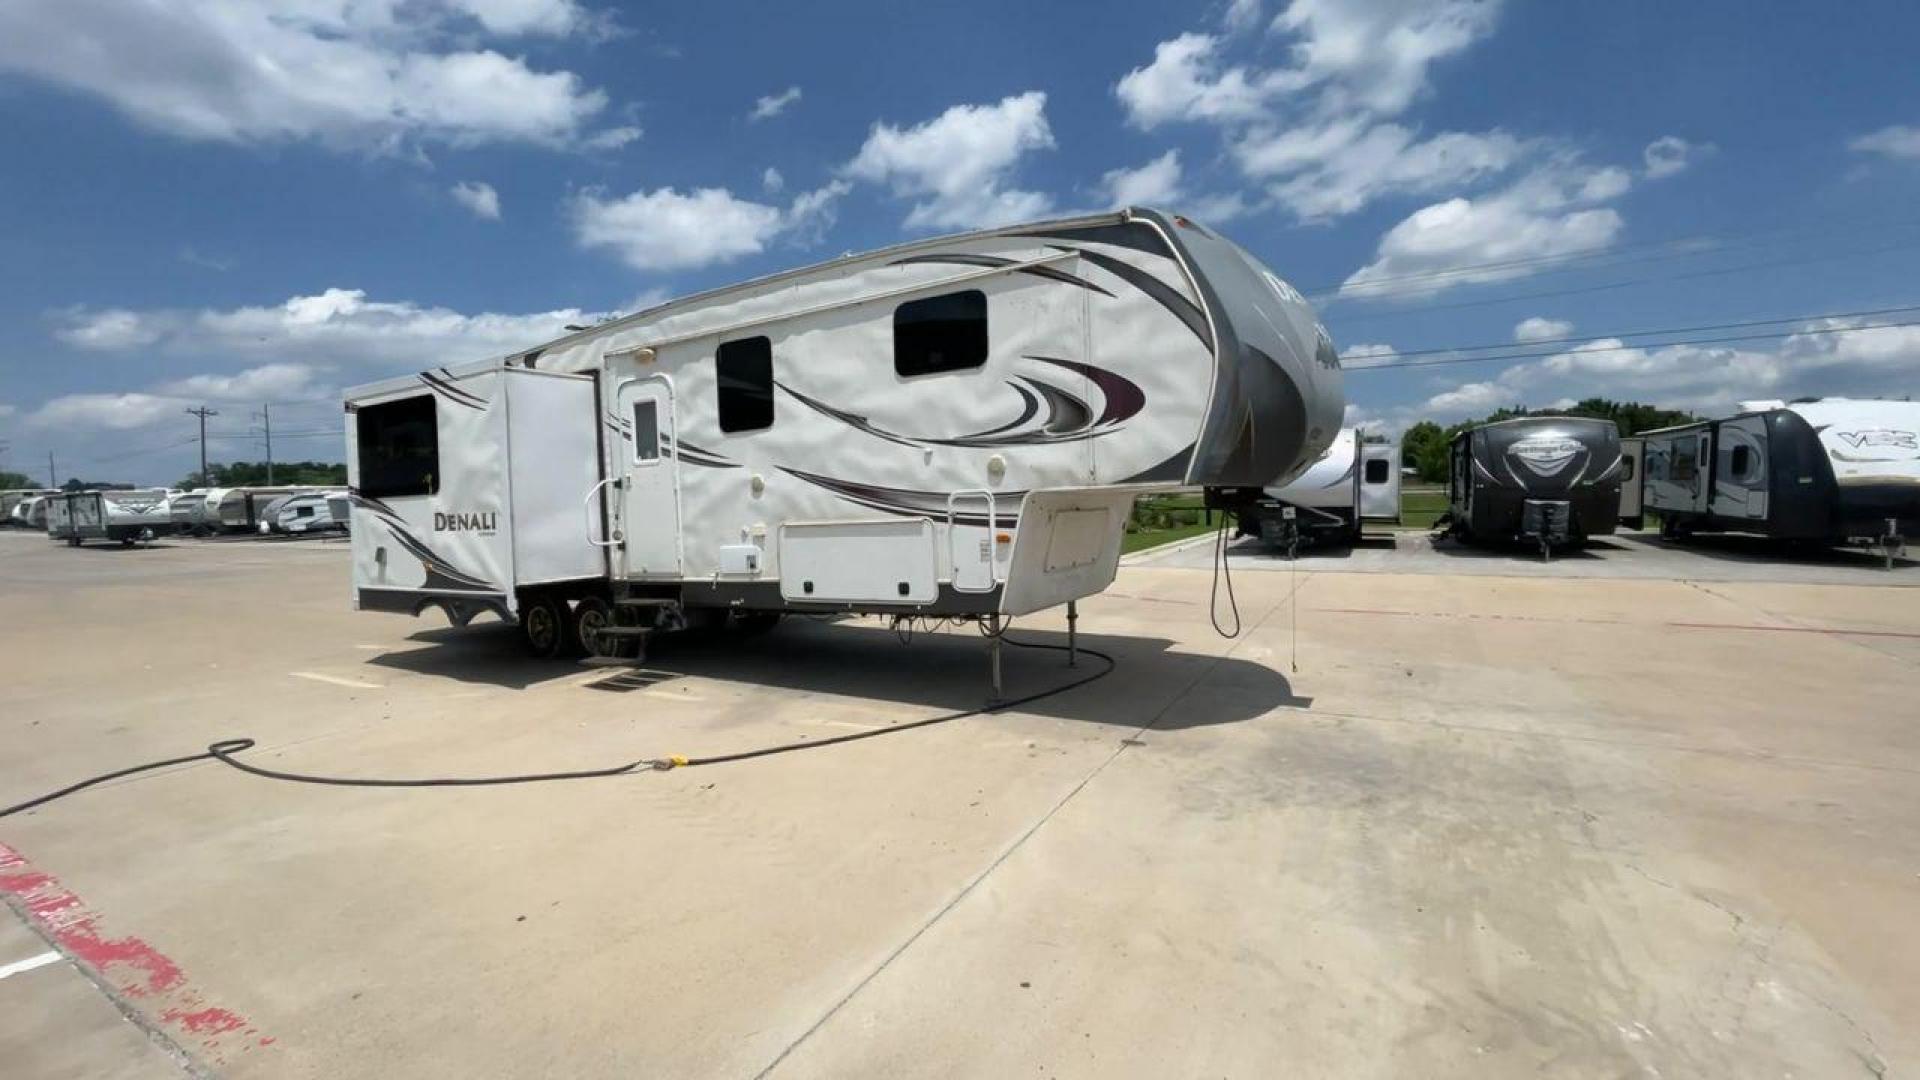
<box><xmin>778</xmin><ymin>520</ymin><xmax>937</xmax><ymax>604</ymax></box>
<box><xmin>948</xmin><ymin>490</ymin><xmax>999</xmax><ymax>594</ymax></box>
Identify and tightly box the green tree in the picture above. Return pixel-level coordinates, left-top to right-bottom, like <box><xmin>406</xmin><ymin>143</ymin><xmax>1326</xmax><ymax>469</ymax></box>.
<box><xmin>1400</xmin><ymin>421</ymin><xmax>1450</xmax><ymax>483</ymax></box>
<box><xmin>177</xmin><ymin>461</ymin><xmax>347</xmax><ymax>488</ymax></box>
<box><xmin>0</xmin><ymin>470</ymin><xmax>32</xmax><ymax>490</ymax></box>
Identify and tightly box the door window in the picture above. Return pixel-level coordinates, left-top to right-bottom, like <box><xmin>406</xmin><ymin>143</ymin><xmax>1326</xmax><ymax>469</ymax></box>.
<box><xmin>1364</xmin><ymin>458</ymin><xmax>1390</xmax><ymax>484</ymax></box>
<box><xmin>632</xmin><ymin>399</ymin><xmax>660</xmax><ymax>463</ymax></box>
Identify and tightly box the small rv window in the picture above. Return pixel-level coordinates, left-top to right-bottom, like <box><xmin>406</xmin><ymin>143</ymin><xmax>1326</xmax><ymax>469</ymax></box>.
<box><xmin>1364</xmin><ymin>458</ymin><xmax>1390</xmax><ymax>484</ymax></box>
<box><xmin>1730</xmin><ymin>445</ymin><xmax>1751</xmax><ymax>477</ymax></box>
<box><xmin>1672</xmin><ymin>447</ymin><xmax>1696</xmax><ymax>484</ymax></box>
<box><xmin>1622</xmin><ymin>456</ymin><xmax>1635</xmax><ymax>481</ymax></box>
<box><xmin>297</xmin><ymin>505</ymin><xmax>314</xmax><ymax>518</ymax></box>
<box><xmin>632</xmin><ymin>400</ymin><xmax>660</xmax><ymax>463</ymax></box>
<box><xmin>716</xmin><ymin>336</ymin><xmax>774</xmax><ymax>433</ymax></box>
<box><xmin>356</xmin><ymin>395</ymin><xmax>438</xmax><ymax>498</ymax></box>
<box><xmin>895</xmin><ymin>289</ymin><xmax>987</xmax><ymax>377</ymax></box>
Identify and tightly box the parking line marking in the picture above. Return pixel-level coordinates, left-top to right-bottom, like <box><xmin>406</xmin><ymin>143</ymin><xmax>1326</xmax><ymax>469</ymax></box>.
<box><xmin>0</xmin><ymin>950</ymin><xmax>61</xmax><ymax>980</ymax></box>
<box><xmin>290</xmin><ymin>671</ymin><xmax>383</xmax><ymax>689</ymax></box>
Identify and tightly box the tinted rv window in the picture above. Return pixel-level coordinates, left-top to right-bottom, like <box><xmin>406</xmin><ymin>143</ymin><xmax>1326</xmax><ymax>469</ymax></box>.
<box><xmin>356</xmin><ymin>395</ymin><xmax>438</xmax><ymax>498</ymax></box>
<box><xmin>716</xmin><ymin>336</ymin><xmax>774</xmax><ymax>432</ymax></box>
<box><xmin>1730</xmin><ymin>445</ymin><xmax>1751</xmax><ymax>477</ymax></box>
<box><xmin>632</xmin><ymin>400</ymin><xmax>660</xmax><ymax>462</ymax></box>
<box><xmin>1364</xmin><ymin>458</ymin><xmax>1390</xmax><ymax>484</ymax></box>
<box><xmin>1622</xmin><ymin>456</ymin><xmax>1635</xmax><ymax>481</ymax></box>
<box><xmin>895</xmin><ymin>290</ymin><xmax>987</xmax><ymax>377</ymax></box>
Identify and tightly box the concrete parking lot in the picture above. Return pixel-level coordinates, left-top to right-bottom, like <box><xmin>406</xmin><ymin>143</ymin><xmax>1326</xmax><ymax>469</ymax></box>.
<box><xmin>2</xmin><ymin>528</ymin><xmax>1916</xmax><ymax>1078</ymax></box>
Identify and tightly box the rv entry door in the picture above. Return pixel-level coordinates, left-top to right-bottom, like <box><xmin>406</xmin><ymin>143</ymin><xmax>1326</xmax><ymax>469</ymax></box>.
<box><xmin>615</xmin><ymin>375</ymin><xmax>683</xmax><ymax>578</ymax></box>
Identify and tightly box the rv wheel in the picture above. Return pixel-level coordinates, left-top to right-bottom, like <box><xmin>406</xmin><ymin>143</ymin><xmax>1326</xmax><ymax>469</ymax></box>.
<box><xmin>520</xmin><ymin>594</ymin><xmax>568</xmax><ymax>660</ymax></box>
<box><xmin>572</xmin><ymin>596</ymin><xmax>626</xmax><ymax>658</ymax></box>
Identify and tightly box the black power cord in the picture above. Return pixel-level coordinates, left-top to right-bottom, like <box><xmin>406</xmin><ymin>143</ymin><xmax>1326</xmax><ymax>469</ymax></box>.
<box><xmin>0</xmin><ymin>637</ymin><xmax>1115</xmax><ymax>820</ymax></box>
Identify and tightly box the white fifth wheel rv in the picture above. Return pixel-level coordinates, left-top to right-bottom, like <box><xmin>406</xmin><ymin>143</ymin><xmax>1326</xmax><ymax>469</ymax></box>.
<box><xmin>344</xmin><ymin>208</ymin><xmax>1344</xmax><ymax>669</ymax></box>
<box><xmin>45</xmin><ymin>489</ymin><xmax>172</xmax><ymax>546</ymax></box>
<box><xmin>1238</xmin><ymin>428</ymin><xmax>1401</xmax><ymax>546</ymax></box>
<box><xmin>1640</xmin><ymin>398</ymin><xmax>1919</xmax><ymax>560</ymax></box>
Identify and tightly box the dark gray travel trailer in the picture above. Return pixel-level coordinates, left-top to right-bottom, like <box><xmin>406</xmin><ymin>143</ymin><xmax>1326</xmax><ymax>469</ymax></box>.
<box><xmin>1443</xmin><ymin>417</ymin><xmax>1623</xmax><ymax>555</ymax></box>
<box><xmin>1640</xmin><ymin>398</ymin><xmax>1919</xmax><ymax>560</ymax></box>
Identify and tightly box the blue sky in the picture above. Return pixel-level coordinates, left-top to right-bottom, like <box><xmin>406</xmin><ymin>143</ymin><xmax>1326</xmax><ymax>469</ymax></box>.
<box><xmin>2</xmin><ymin>0</ymin><xmax>1917</xmax><ymax>486</ymax></box>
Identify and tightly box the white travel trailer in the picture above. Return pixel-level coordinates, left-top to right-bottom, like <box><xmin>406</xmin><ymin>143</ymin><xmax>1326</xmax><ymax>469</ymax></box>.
<box><xmin>12</xmin><ymin>494</ymin><xmax>51</xmax><ymax>531</ymax></box>
<box><xmin>2</xmin><ymin>489</ymin><xmax>57</xmax><ymax>524</ymax></box>
<box><xmin>273</xmin><ymin>491</ymin><xmax>350</xmax><ymax>535</ymax></box>
<box><xmin>1239</xmin><ymin>428</ymin><xmax>1401</xmax><ymax>546</ymax></box>
<box><xmin>169</xmin><ymin>490</ymin><xmax>215</xmax><ymax>535</ymax></box>
<box><xmin>1641</xmin><ymin>398</ymin><xmax>1919</xmax><ymax>560</ymax></box>
<box><xmin>344</xmin><ymin>208</ymin><xmax>1344</xmax><ymax>669</ymax></box>
<box><xmin>206</xmin><ymin>487</ymin><xmax>319</xmax><ymax>533</ymax></box>
<box><xmin>45</xmin><ymin>489</ymin><xmax>173</xmax><ymax>546</ymax></box>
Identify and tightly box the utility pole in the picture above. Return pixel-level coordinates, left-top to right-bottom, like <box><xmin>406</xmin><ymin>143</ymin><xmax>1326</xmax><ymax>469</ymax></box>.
<box><xmin>48</xmin><ymin>450</ymin><xmax>56</xmax><ymax>489</ymax></box>
<box><xmin>257</xmin><ymin>403</ymin><xmax>274</xmax><ymax>486</ymax></box>
<box><xmin>186</xmin><ymin>406</ymin><xmax>218</xmax><ymax>487</ymax></box>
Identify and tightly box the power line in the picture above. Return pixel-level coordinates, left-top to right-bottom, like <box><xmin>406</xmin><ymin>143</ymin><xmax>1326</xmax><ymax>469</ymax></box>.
<box><xmin>1305</xmin><ymin>213</ymin><xmax>1920</xmax><ymax>303</ymax></box>
<box><xmin>1346</xmin><ymin>303</ymin><xmax>1920</xmax><ymax>363</ymax></box>
<box><xmin>1347</xmin><ymin>317</ymin><xmax>1920</xmax><ymax>374</ymax></box>
<box><xmin>1327</xmin><ymin>236</ymin><xmax>1920</xmax><ymax>322</ymax></box>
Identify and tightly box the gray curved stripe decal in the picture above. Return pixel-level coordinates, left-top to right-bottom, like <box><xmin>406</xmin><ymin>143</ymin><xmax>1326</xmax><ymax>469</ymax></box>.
<box><xmin>890</xmin><ymin>253</ymin><xmax>1114</xmax><ymax>297</ymax></box>
<box><xmin>779</xmin><ymin>357</ymin><xmax>1143</xmax><ymax>449</ymax></box>
<box><xmin>779</xmin><ymin>467</ymin><xmax>1023</xmax><ymax>528</ymax></box>
<box><xmin>1061</xmin><ymin>246</ymin><xmax>1212</xmax><ymax>351</ymax></box>
<box><xmin>1010</xmin><ymin>222</ymin><xmax>1175</xmax><ymax>259</ymax></box>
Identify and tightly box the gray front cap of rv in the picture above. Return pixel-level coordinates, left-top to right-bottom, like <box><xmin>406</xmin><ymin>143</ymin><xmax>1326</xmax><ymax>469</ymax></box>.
<box><xmin>1140</xmin><ymin>209</ymin><xmax>1344</xmax><ymax>488</ymax></box>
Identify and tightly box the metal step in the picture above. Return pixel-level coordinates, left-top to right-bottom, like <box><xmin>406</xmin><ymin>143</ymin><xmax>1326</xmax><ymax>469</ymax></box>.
<box><xmin>614</xmin><ymin>597</ymin><xmax>678</xmax><ymax>608</ymax></box>
<box><xmin>591</xmin><ymin>626</ymin><xmax>654</xmax><ymax>638</ymax></box>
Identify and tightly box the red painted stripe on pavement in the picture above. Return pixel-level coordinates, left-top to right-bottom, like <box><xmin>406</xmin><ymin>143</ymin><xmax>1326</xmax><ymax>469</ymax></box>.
<box><xmin>0</xmin><ymin>841</ymin><xmax>275</xmax><ymax>1064</ymax></box>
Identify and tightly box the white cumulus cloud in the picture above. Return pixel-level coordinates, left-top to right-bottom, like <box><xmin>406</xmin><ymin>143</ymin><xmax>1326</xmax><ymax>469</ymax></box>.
<box><xmin>1643</xmin><ymin>135</ymin><xmax>1712</xmax><ymax>178</ymax></box>
<box><xmin>1112</xmin><ymin>3</ymin><xmax>1513</xmax><ymax>222</ymax></box>
<box><xmin>55</xmin><ymin>288</ymin><xmax>605</xmax><ymax>368</ymax></box>
<box><xmin>0</xmin><ymin>0</ymin><xmax>626</xmax><ymax>151</ymax></box>
<box><xmin>450</xmin><ymin>180</ymin><xmax>502</xmax><ymax>220</ymax></box>
<box><xmin>1099</xmin><ymin>151</ymin><xmax>1185</xmax><ymax>208</ymax></box>
<box><xmin>750</xmin><ymin>86</ymin><xmax>803</xmax><ymax>122</ymax></box>
<box><xmin>1513</xmin><ymin>316</ymin><xmax>1573</xmax><ymax>343</ymax></box>
<box><xmin>571</xmin><ymin>181</ymin><xmax>851</xmax><ymax>272</ymax></box>
<box><xmin>1849</xmin><ymin>124</ymin><xmax>1920</xmax><ymax>160</ymax></box>
<box><xmin>1340</xmin><ymin>159</ymin><xmax>1631</xmax><ymax>298</ymax></box>
<box><xmin>846</xmin><ymin>92</ymin><xmax>1056</xmax><ymax>230</ymax></box>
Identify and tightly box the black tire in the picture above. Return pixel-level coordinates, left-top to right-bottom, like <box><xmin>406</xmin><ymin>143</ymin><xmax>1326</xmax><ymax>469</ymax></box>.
<box><xmin>520</xmin><ymin>593</ymin><xmax>568</xmax><ymax>660</ymax></box>
<box><xmin>572</xmin><ymin>596</ymin><xmax>618</xmax><ymax>657</ymax></box>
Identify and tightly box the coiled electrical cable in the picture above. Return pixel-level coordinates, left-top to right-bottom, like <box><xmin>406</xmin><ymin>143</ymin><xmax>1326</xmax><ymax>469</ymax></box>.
<box><xmin>0</xmin><ymin>637</ymin><xmax>1114</xmax><ymax>820</ymax></box>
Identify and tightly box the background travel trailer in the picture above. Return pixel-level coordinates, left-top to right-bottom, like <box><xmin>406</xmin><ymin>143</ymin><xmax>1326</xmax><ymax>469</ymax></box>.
<box><xmin>345</xmin><ymin>208</ymin><xmax>1344</xmax><ymax>658</ymax></box>
<box><xmin>1238</xmin><ymin>427</ymin><xmax>1401</xmax><ymax>546</ymax></box>
<box><xmin>1640</xmin><ymin>398</ymin><xmax>1920</xmax><ymax>551</ymax></box>
<box><xmin>1444</xmin><ymin>417</ymin><xmax>1623</xmax><ymax>553</ymax></box>
<box><xmin>273</xmin><ymin>491</ymin><xmax>350</xmax><ymax>535</ymax></box>
<box><xmin>45</xmin><ymin>489</ymin><xmax>172</xmax><ymax>546</ymax></box>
